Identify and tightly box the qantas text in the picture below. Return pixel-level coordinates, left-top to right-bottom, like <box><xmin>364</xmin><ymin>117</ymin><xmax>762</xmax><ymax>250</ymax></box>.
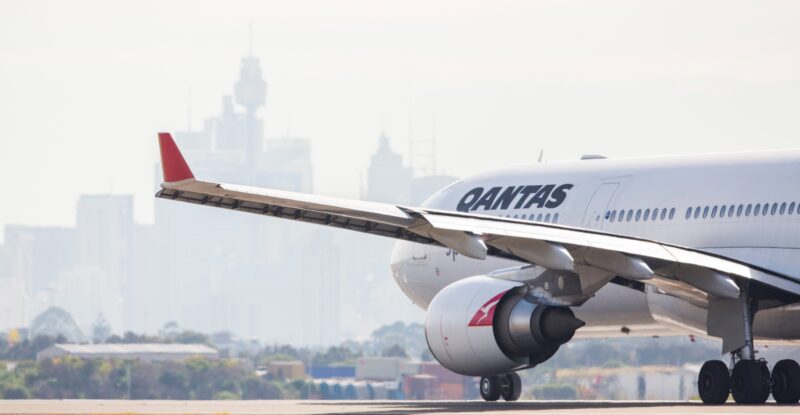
<box><xmin>456</xmin><ymin>184</ymin><xmax>574</xmax><ymax>212</ymax></box>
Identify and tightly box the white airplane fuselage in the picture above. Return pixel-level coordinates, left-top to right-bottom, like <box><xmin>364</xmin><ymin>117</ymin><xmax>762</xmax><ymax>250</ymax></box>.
<box><xmin>390</xmin><ymin>150</ymin><xmax>800</xmax><ymax>343</ymax></box>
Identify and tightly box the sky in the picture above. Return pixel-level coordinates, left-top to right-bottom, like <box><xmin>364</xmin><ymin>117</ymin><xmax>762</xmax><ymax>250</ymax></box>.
<box><xmin>1</xmin><ymin>0</ymin><xmax>800</xmax><ymax>232</ymax></box>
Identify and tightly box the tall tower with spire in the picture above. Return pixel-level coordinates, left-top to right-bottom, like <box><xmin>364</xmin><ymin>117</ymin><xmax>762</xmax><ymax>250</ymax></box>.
<box><xmin>234</xmin><ymin>54</ymin><xmax>267</xmax><ymax>178</ymax></box>
<box><xmin>366</xmin><ymin>132</ymin><xmax>413</xmax><ymax>204</ymax></box>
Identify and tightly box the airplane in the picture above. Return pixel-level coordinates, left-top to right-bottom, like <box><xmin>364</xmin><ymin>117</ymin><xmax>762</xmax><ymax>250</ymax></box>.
<box><xmin>156</xmin><ymin>132</ymin><xmax>800</xmax><ymax>405</ymax></box>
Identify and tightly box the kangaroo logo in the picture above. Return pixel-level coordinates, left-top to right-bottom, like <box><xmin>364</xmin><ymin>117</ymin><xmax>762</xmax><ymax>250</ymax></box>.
<box><xmin>468</xmin><ymin>291</ymin><xmax>507</xmax><ymax>327</ymax></box>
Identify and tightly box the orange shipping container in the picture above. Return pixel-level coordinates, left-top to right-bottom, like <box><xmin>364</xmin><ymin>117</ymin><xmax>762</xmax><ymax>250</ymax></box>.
<box><xmin>439</xmin><ymin>382</ymin><xmax>465</xmax><ymax>400</ymax></box>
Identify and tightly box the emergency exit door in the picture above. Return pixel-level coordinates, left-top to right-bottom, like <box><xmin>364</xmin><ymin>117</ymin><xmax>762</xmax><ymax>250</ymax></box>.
<box><xmin>582</xmin><ymin>183</ymin><xmax>619</xmax><ymax>229</ymax></box>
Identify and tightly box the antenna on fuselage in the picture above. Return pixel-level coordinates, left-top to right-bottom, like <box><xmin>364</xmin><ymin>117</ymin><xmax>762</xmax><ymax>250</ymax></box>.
<box><xmin>538</xmin><ymin>149</ymin><xmax>544</xmax><ymax>163</ymax></box>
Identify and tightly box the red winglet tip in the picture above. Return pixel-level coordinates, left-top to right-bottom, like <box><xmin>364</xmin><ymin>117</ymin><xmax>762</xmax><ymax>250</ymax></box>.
<box><xmin>158</xmin><ymin>132</ymin><xmax>194</xmax><ymax>183</ymax></box>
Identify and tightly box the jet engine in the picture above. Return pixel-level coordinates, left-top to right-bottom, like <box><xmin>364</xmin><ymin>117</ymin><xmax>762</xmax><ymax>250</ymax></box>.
<box><xmin>425</xmin><ymin>275</ymin><xmax>584</xmax><ymax>376</ymax></box>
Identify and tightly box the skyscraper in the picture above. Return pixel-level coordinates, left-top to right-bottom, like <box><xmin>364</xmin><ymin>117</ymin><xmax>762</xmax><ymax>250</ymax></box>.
<box><xmin>367</xmin><ymin>133</ymin><xmax>413</xmax><ymax>204</ymax></box>
<box><xmin>72</xmin><ymin>195</ymin><xmax>133</xmax><ymax>331</ymax></box>
<box><xmin>152</xmin><ymin>54</ymin><xmax>317</xmax><ymax>343</ymax></box>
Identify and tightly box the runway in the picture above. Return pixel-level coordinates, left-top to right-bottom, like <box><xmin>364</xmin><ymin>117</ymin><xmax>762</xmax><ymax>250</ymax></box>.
<box><xmin>0</xmin><ymin>400</ymin><xmax>795</xmax><ymax>415</ymax></box>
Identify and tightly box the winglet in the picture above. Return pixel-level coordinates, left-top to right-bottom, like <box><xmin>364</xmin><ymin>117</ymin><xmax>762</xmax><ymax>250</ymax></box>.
<box><xmin>158</xmin><ymin>132</ymin><xmax>194</xmax><ymax>183</ymax></box>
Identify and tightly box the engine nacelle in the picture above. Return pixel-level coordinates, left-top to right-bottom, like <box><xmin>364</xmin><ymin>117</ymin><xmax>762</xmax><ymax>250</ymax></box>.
<box><xmin>425</xmin><ymin>275</ymin><xmax>583</xmax><ymax>376</ymax></box>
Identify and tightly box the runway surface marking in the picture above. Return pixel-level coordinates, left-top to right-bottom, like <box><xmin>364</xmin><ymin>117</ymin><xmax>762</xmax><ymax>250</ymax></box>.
<box><xmin>0</xmin><ymin>400</ymin><xmax>795</xmax><ymax>414</ymax></box>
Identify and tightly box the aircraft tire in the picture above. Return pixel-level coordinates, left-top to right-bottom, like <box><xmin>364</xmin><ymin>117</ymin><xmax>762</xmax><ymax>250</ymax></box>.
<box><xmin>480</xmin><ymin>376</ymin><xmax>501</xmax><ymax>401</ymax></box>
<box><xmin>698</xmin><ymin>360</ymin><xmax>730</xmax><ymax>404</ymax></box>
<box><xmin>731</xmin><ymin>359</ymin><xmax>770</xmax><ymax>404</ymax></box>
<box><xmin>500</xmin><ymin>372</ymin><xmax>522</xmax><ymax>401</ymax></box>
<box><xmin>771</xmin><ymin>359</ymin><xmax>800</xmax><ymax>404</ymax></box>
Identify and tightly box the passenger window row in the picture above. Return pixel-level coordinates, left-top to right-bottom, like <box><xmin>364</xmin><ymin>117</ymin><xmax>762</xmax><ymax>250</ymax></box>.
<box><xmin>684</xmin><ymin>202</ymin><xmax>796</xmax><ymax>220</ymax></box>
<box><xmin>605</xmin><ymin>207</ymin><xmax>676</xmax><ymax>223</ymax></box>
<box><xmin>504</xmin><ymin>212</ymin><xmax>560</xmax><ymax>224</ymax></box>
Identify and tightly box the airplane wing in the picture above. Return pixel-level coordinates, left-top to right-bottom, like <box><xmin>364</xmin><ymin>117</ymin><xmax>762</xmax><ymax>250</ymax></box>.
<box><xmin>155</xmin><ymin>133</ymin><xmax>800</xmax><ymax>310</ymax></box>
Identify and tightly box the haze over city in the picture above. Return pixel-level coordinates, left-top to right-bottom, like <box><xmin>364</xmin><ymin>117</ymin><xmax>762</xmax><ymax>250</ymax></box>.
<box><xmin>4</xmin><ymin>0</ymin><xmax>800</xmax><ymax>409</ymax></box>
<box><xmin>2</xmin><ymin>0</ymin><xmax>800</xmax><ymax>231</ymax></box>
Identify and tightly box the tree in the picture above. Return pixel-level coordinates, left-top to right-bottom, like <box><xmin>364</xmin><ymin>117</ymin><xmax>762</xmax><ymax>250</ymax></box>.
<box><xmin>158</xmin><ymin>363</ymin><xmax>190</xmax><ymax>399</ymax></box>
<box><xmin>312</xmin><ymin>346</ymin><xmax>360</xmax><ymax>366</ymax></box>
<box><xmin>175</xmin><ymin>331</ymin><xmax>211</xmax><ymax>345</ymax></box>
<box><xmin>382</xmin><ymin>344</ymin><xmax>408</xmax><ymax>358</ymax></box>
<box><xmin>420</xmin><ymin>347</ymin><xmax>434</xmax><ymax>362</ymax></box>
<box><xmin>91</xmin><ymin>314</ymin><xmax>112</xmax><ymax>343</ymax></box>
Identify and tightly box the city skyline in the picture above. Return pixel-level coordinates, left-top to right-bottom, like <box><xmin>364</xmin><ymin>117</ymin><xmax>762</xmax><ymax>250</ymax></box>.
<box><xmin>2</xmin><ymin>0</ymin><xmax>800</xmax><ymax>344</ymax></box>
<box><xmin>0</xmin><ymin>53</ymin><xmax>449</xmax><ymax>345</ymax></box>
<box><xmin>3</xmin><ymin>0</ymin><xmax>800</xmax><ymax>234</ymax></box>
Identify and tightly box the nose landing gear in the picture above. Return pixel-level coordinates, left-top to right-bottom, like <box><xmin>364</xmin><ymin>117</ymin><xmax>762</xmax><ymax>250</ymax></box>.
<box><xmin>479</xmin><ymin>372</ymin><xmax>522</xmax><ymax>401</ymax></box>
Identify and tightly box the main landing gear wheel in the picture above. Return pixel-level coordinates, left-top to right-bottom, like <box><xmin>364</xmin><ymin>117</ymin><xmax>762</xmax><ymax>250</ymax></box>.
<box><xmin>480</xmin><ymin>376</ymin><xmax>501</xmax><ymax>401</ymax></box>
<box><xmin>500</xmin><ymin>372</ymin><xmax>522</xmax><ymax>401</ymax></box>
<box><xmin>731</xmin><ymin>359</ymin><xmax>770</xmax><ymax>404</ymax></box>
<box><xmin>771</xmin><ymin>359</ymin><xmax>800</xmax><ymax>404</ymax></box>
<box><xmin>698</xmin><ymin>360</ymin><xmax>730</xmax><ymax>404</ymax></box>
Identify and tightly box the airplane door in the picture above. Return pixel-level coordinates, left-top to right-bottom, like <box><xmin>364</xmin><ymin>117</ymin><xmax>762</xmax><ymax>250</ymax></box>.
<box><xmin>582</xmin><ymin>183</ymin><xmax>619</xmax><ymax>229</ymax></box>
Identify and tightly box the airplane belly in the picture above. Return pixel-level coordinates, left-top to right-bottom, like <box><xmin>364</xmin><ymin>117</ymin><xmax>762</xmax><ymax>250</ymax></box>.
<box><xmin>704</xmin><ymin>247</ymin><xmax>800</xmax><ymax>282</ymax></box>
<box><xmin>754</xmin><ymin>303</ymin><xmax>800</xmax><ymax>342</ymax></box>
<box><xmin>572</xmin><ymin>284</ymin><xmax>670</xmax><ymax>338</ymax></box>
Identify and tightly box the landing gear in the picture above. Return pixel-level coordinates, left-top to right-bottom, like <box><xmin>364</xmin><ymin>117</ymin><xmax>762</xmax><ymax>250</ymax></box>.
<box><xmin>771</xmin><ymin>359</ymin><xmax>800</xmax><ymax>404</ymax></box>
<box><xmin>480</xmin><ymin>373</ymin><xmax>521</xmax><ymax>401</ymax></box>
<box><xmin>500</xmin><ymin>372</ymin><xmax>522</xmax><ymax>401</ymax></box>
<box><xmin>480</xmin><ymin>376</ymin><xmax>501</xmax><ymax>401</ymax></box>
<box><xmin>730</xmin><ymin>359</ymin><xmax>770</xmax><ymax>404</ymax></box>
<box><xmin>698</xmin><ymin>360</ymin><xmax>730</xmax><ymax>404</ymax></box>
<box><xmin>698</xmin><ymin>281</ymin><xmax>799</xmax><ymax>405</ymax></box>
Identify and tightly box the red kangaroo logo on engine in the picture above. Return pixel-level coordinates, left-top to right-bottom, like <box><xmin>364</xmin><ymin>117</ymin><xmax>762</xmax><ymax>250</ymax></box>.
<box><xmin>468</xmin><ymin>291</ymin><xmax>507</xmax><ymax>327</ymax></box>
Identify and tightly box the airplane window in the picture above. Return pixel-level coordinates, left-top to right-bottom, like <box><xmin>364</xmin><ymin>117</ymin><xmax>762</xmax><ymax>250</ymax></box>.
<box><xmin>553</xmin><ymin>213</ymin><xmax>559</xmax><ymax>223</ymax></box>
<box><xmin>694</xmin><ymin>207</ymin><xmax>701</xmax><ymax>219</ymax></box>
<box><xmin>537</xmin><ymin>213</ymin><xmax>543</xmax><ymax>221</ymax></box>
<box><xmin>643</xmin><ymin>209</ymin><xmax>650</xmax><ymax>221</ymax></box>
<box><xmin>780</xmin><ymin>203</ymin><xmax>786</xmax><ymax>215</ymax></box>
<box><xmin>514</xmin><ymin>214</ymin><xmax>519</xmax><ymax>219</ymax></box>
<box><xmin>746</xmin><ymin>204</ymin><xmax>752</xmax><ymax>216</ymax></box>
<box><xmin>627</xmin><ymin>210</ymin><xmax>633</xmax><ymax>222</ymax></box>
<box><xmin>635</xmin><ymin>209</ymin><xmax>642</xmax><ymax>221</ymax></box>
<box><xmin>652</xmin><ymin>208</ymin><xmax>659</xmax><ymax>221</ymax></box>
<box><xmin>619</xmin><ymin>210</ymin><xmax>625</xmax><ymax>222</ymax></box>
<box><xmin>610</xmin><ymin>210</ymin><xmax>617</xmax><ymax>222</ymax></box>
<box><xmin>728</xmin><ymin>205</ymin><xmax>735</xmax><ymax>217</ymax></box>
<box><xmin>685</xmin><ymin>207</ymin><xmax>692</xmax><ymax>220</ymax></box>
<box><xmin>737</xmin><ymin>205</ymin><xmax>743</xmax><ymax>216</ymax></box>
<box><xmin>703</xmin><ymin>206</ymin><xmax>709</xmax><ymax>218</ymax></box>
<box><xmin>669</xmin><ymin>208</ymin><xmax>675</xmax><ymax>220</ymax></box>
<box><xmin>789</xmin><ymin>202</ymin><xmax>796</xmax><ymax>215</ymax></box>
<box><xmin>771</xmin><ymin>203</ymin><xmax>778</xmax><ymax>215</ymax></box>
<box><xmin>711</xmin><ymin>206</ymin><xmax>718</xmax><ymax>218</ymax></box>
<box><xmin>661</xmin><ymin>209</ymin><xmax>667</xmax><ymax>220</ymax></box>
<box><xmin>719</xmin><ymin>205</ymin><xmax>726</xmax><ymax>217</ymax></box>
<box><xmin>521</xmin><ymin>214</ymin><xmax>527</xmax><ymax>220</ymax></box>
<box><xmin>605</xmin><ymin>211</ymin><xmax>610</xmax><ymax>220</ymax></box>
<box><xmin>545</xmin><ymin>213</ymin><xmax>551</xmax><ymax>222</ymax></box>
<box><xmin>754</xmin><ymin>204</ymin><xmax>761</xmax><ymax>216</ymax></box>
